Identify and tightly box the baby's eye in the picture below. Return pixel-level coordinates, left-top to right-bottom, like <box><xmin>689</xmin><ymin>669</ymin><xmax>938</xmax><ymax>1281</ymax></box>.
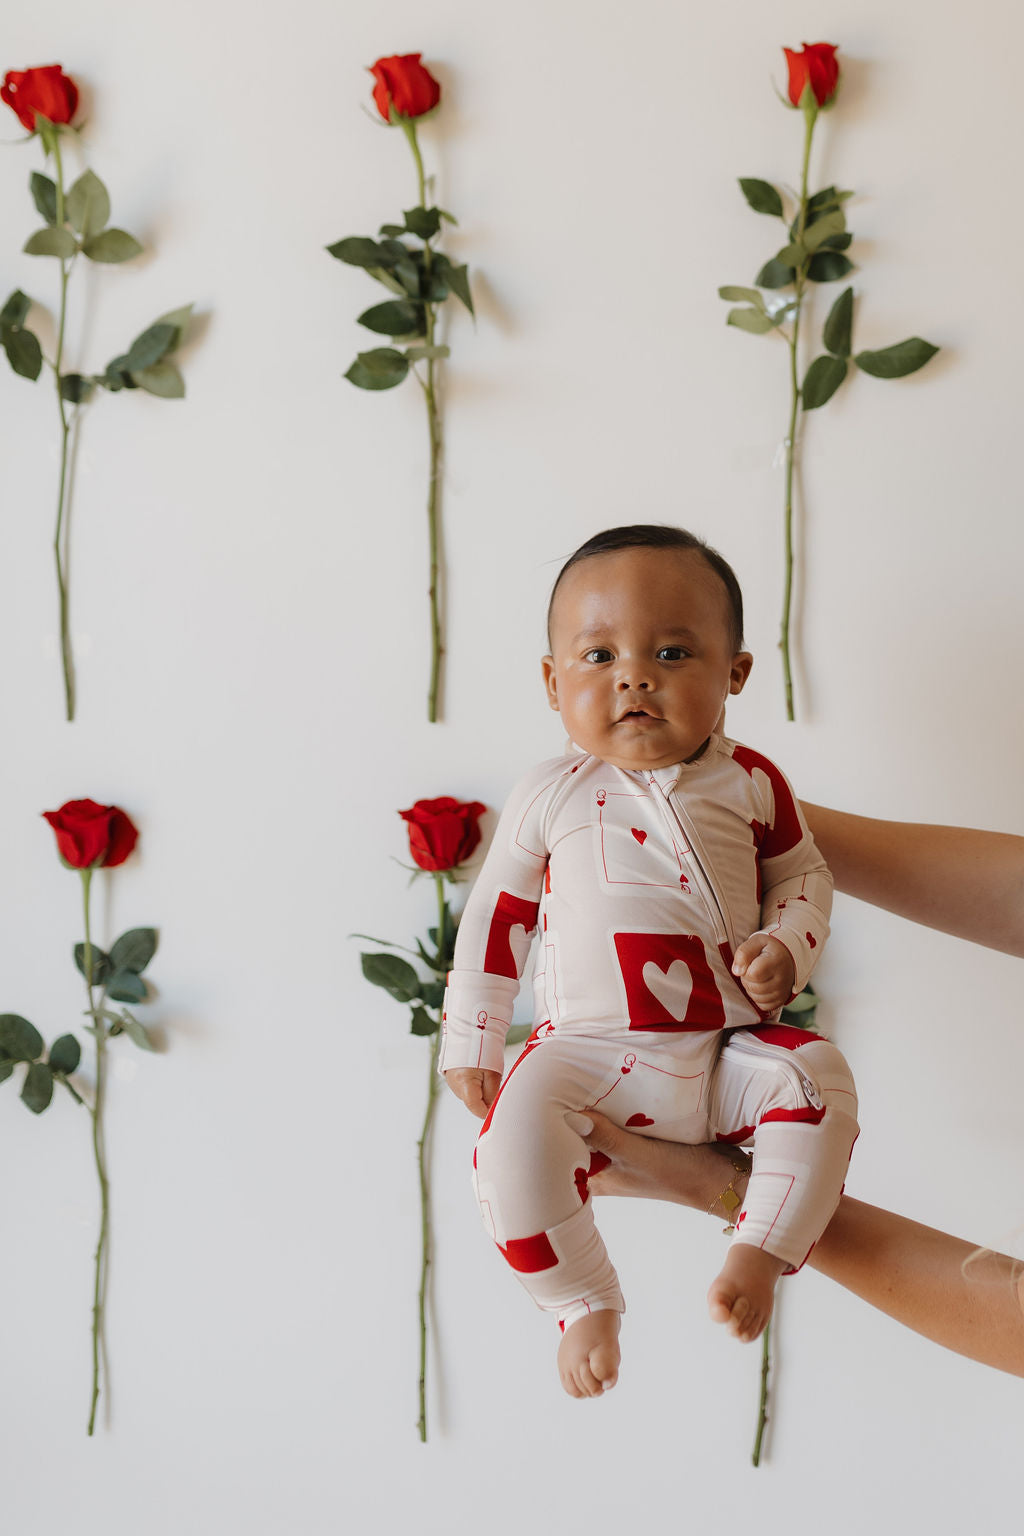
<box><xmin>583</xmin><ymin>648</ymin><xmax>613</xmax><ymax>664</ymax></box>
<box><xmin>656</xmin><ymin>646</ymin><xmax>690</xmax><ymax>662</ymax></box>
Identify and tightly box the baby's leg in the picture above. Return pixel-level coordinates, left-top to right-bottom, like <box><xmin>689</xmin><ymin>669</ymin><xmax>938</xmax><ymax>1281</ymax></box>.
<box><xmin>473</xmin><ymin>1034</ymin><xmax>626</xmax><ymax>1395</ymax></box>
<box><xmin>706</xmin><ymin>1027</ymin><xmax>860</xmax><ymax>1341</ymax></box>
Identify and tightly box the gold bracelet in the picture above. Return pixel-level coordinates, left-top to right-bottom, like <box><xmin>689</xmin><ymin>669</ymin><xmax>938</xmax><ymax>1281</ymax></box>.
<box><xmin>707</xmin><ymin>1156</ymin><xmax>751</xmax><ymax>1234</ymax></box>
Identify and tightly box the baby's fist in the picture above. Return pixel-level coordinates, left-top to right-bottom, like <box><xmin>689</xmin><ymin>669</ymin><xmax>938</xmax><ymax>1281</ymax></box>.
<box><xmin>444</xmin><ymin>1067</ymin><xmax>501</xmax><ymax>1119</ymax></box>
<box><xmin>731</xmin><ymin>935</ymin><xmax>795</xmax><ymax>1012</ymax></box>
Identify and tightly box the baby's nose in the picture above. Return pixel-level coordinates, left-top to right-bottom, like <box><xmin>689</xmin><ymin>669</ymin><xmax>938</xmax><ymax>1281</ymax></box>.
<box><xmin>616</xmin><ymin>673</ymin><xmax>651</xmax><ymax>690</ymax></box>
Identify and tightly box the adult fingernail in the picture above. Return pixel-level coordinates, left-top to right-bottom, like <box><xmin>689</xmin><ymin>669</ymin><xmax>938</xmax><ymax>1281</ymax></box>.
<box><xmin>564</xmin><ymin>1111</ymin><xmax>594</xmax><ymax>1135</ymax></box>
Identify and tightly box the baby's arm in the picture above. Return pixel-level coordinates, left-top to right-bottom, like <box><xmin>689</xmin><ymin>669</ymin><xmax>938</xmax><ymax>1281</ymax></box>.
<box><xmin>736</xmin><ymin>749</ymin><xmax>832</xmax><ymax>1006</ymax></box>
<box><xmin>439</xmin><ymin>759</ymin><xmax>559</xmax><ymax>1109</ymax></box>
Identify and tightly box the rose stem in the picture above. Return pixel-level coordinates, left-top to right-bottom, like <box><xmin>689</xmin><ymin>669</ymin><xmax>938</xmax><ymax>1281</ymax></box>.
<box><xmin>752</xmin><ymin>1320</ymin><xmax>771</xmax><ymax>1466</ymax></box>
<box><xmin>402</xmin><ymin>118</ymin><xmax>444</xmax><ymax>724</ymax></box>
<box><xmin>80</xmin><ymin>866</ymin><xmax>110</xmax><ymax>1436</ymax></box>
<box><xmin>415</xmin><ymin>870</ymin><xmax>446</xmax><ymax>1441</ymax></box>
<box><xmin>51</xmin><ymin>130</ymin><xmax>76</xmax><ymax>723</ymax></box>
<box><xmin>780</xmin><ymin>103</ymin><xmax>817</xmax><ymax>722</ymax></box>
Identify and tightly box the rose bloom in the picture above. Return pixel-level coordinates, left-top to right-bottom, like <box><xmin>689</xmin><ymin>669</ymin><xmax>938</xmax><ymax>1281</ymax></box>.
<box><xmin>399</xmin><ymin>797</ymin><xmax>485</xmax><ymax>873</ymax></box>
<box><xmin>370</xmin><ymin>54</ymin><xmax>441</xmax><ymax>122</ymax></box>
<box><xmin>783</xmin><ymin>43</ymin><xmax>840</xmax><ymax>109</ymax></box>
<box><xmin>43</xmin><ymin>799</ymin><xmax>139</xmax><ymax>870</ymax></box>
<box><xmin>1</xmin><ymin>65</ymin><xmax>79</xmax><ymax>131</ymax></box>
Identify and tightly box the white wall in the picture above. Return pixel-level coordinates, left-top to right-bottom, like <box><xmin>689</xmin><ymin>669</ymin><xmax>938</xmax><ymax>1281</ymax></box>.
<box><xmin>1</xmin><ymin>4</ymin><xmax>1021</xmax><ymax>1531</ymax></box>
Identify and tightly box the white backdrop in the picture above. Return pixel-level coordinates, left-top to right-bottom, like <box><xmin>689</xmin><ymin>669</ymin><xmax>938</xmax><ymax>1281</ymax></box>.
<box><xmin>1</xmin><ymin>4</ymin><xmax>1021</xmax><ymax>1532</ymax></box>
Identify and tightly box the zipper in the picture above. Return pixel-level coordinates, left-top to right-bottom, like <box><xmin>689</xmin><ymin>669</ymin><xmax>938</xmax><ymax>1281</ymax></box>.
<box><xmin>645</xmin><ymin>772</ymin><xmax>731</xmax><ymax>948</ymax></box>
<box><xmin>721</xmin><ymin>1029</ymin><xmax>824</xmax><ymax>1109</ymax></box>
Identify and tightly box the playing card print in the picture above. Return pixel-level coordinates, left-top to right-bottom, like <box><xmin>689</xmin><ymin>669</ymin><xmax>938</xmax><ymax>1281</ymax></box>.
<box><xmin>613</xmin><ymin>931</ymin><xmax>726</xmax><ymax>1031</ymax></box>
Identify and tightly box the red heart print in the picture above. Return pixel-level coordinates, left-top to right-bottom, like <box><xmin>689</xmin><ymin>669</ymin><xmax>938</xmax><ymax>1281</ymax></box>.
<box><xmin>625</xmin><ymin>1113</ymin><xmax>655</xmax><ymax>1128</ymax></box>
<box><xmin>806</xmin><ymin>933</ymin><xmax>817</xmax><ymax>948</ymax></box>
<box><xmin>631</xmin><ymin>828</ymin><xmax>647</xmax><ymax>845</ymax></box>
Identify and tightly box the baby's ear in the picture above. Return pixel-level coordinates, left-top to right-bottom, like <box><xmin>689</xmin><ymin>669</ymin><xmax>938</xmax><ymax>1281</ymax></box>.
<box><xmin>541</xmin><ymin>655</ymin><xmax>560</xmax><ymax>711</ymax></box>
<box><xmin>730</xmin><ymin>652</ymin><xmax>754</xmax><ymax>695</ymax></box>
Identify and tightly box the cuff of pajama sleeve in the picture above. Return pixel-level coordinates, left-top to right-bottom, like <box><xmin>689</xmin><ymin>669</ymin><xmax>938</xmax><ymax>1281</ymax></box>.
<box><xmin>437</xmin><ymin>1024</ymin><xmax>508</xmax><ymax>1075</ymax></box>
<box><xmin>438</xmin><ymin>969</ymin><xmax>518</xmax><ymax>1075</ymax></box>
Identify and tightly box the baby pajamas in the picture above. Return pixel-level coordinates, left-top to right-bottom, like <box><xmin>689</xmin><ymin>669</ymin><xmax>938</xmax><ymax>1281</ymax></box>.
<box><xmin>440</xmin><ymin>738</ymin><xmax>859</xmax><ymax>1328</ymax></box>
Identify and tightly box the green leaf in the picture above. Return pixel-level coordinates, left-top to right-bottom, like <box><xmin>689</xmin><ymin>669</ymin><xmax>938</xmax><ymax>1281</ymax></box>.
<box><xmin>344</xmin><ymin>348</ymin><xmax>410</xmax><ymax>391</ymax></box>
<box><xmin>727</xmin><ymin>307</ymin><xmax>774</xmax><ymax>335</ymax></box>
<box><xmin>132</xmin><ymin>361</ymin><xmax>185</xmax><ymax>398</ymax></box>
<box><xmin>24</xmin><ymin>226</ymin><xmax>78</xmax><ymax>259</ymax></box>
<box><xmin>154</xmin><ymin>303</ymin><xmax>193</xmax><ymax>348</ymax></box>
<box><xmin>755</xmin><ymin>257</ymin><xmax>796</xmax><ymax>290</ymax></box>
<box><xmin>437</xmin><ymin>257</ymin><xmax>473</xmax><ymax>315</ymax></box>
<box><xmin>364</xmin><ymin>265</ymin><xmax>408</xmax><ymax>297</ymax></box>
<box><xmin>819</xmin><ymin>232</ymin><xmax>852</xmax><ymax>253</ymax></box>
<box><xmin>74</xmin><ymin>943</ymin><xmax>110</xmax><ymax>986</ymax></box>
<box><xmin>403</xmin><ymin>205</ymin><xmax>442</xmax><ymax>241</ymax></box>
<box><xmin>327</xmin><ymin>236</ymin><xmax>405</xmax><ymax>268</ymax></box>
<box><xmin>356</xmin><ymin>300</ymin><xmax>425</xmax><ymax>337</ymax></box>
<box><xmin>405</xmin><ymin>344</ymin><xmax>451</xmax><ymax>364</ymax></box>
<box><xmin>106</xmin><ymin>970</ymin><xmax>148</xmax><ymax>1005</ymax></box>
<box><xmin>110</xmin><ymin>928</ymin><xmax>158</xmax><ymax>975</ymax></box>
<box><xmin>30</xmin><ymin>171</ymin><xmax>57</xmax><ymax>225</ymax></box>
<box><xmin>65</xmin><ymin>169</ymin><xmax>110</xmax><ymax>239</ymax></box>
<box><xmin>3</xmin><ymin>325</ymin><xmax>43</xmax><ymax>381</ymax></box>
<box><xmin>419</xmin><ymin>981</ymin><xmax>445</xmax><ymax>1009</ymax></box>
<box><xmin>854</xmin><ymin>338</ymin><xmax>940</xmax><ymax>379</ymax></box>
<box><xmin>119</xmin><ymin>1014</ymin><xmax>154</xmax><ymax>1051</ymax></box>
<box><xmin>415</xmin><ymin>938</ymin><xmax>441</xmax><ymax>971</ymax></box>
<box><xmin>124</xmin><ymin>322</ymin><xmax>176</xmax><ymax>372</ymax></box>
<box><xmin>378</xmin><ymin>224</ymin><xmax>407</xmax><ymax>238</ymax></box>
<box><xmin>739</xmin><ymin>178</ymin><xmax>784</xmax><ymax>217</ymax></box>
<box><xmin>801</xmin><ymin>354</ymin><xmax>848</xmax><ymax>410</ymax></box>
<box><xmin>718</xmin><ymin>286</ymin><xmax>767</xmax><ymax>311</ymax></box>
<box><xmin>823</xmin><ymin>287</ymin><xmax>854</xmax><ymax>359</ymax></box>
<box><xmin>0</xmin><ymin>1060</ymin><xmax>14</xmax><ymax>1084</ymax></box>
<box><xmin>59</xmin><ymin>372</ymin><xmax>95</xmax><ymax>403</ymax></box>
<box><xmin>0</xmin><ymin>1015</ymin><xmax>43</xmax><ymax>1062</ymax></box>
<box><xmin>806</xmin><ymin>186</ymin><xmax>854</xmax><ymax>218</ymax></box>
<box><xmin>48</xmin><ymin>1034</ymin><xmax>81</xmax><ymax>1074</ymax></box>
<box><xmin>361</xmin><ymin>951</ymin><xmax>421</xmax><ymax>1002</ymax></box>
<box><xmin>391</xmin><ymin>258</ymin><xmax>422</xmax><ymax>297</ymax></box>
<box><xmin>22</xmin><ymin>1063</ymin><xmax>54</xmax><ymax>1114</ymax></box>
<box><xmin>81</xmin><ymin>229</ymin><xmax>143</xmax><ymax>264</ymax></box>
<box><xmin>807</xmin><ymin>251</ymin><xmax>854</xmax><ymax>283</ymax></box>
<box><xmin>409</xmin><ymin>1006</ymin><xmax>438</xmax><ymax>1037</ymax></box>
<box><xmin>1</xmin><ymin>290</ymin><xmax>32</xmax><ymax>328</ymax></box>
<box><xmin>801</xmin><ymin>210</ymin><xmax>846</xmax><ymax>253</ymax></box>
<box><xmin>102</xmin><ymin>353</ymin><xmax>130</xmax><ymax>390</ymax></box>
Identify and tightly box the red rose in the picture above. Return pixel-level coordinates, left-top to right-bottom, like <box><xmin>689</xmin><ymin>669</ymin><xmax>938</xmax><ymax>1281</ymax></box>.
<box><xmin>399</xmin><ymin>797</ymin><xmax>485</xmax><ymax>872</ymax></box>
<box><xmin>783</xmin><ymin>43</ymin><xmax>840</xmax><ymax>110</ymax></box>
<box><xmin>42</xmin><ymin>799</ymin><xmax>139</xmax><ymax>870</ymax></box>
<box><xmin>1</xmin><ymin>65</ymin><xmax>79</xmax><ymax>132</ymax></box>
<box><xmin>369</xmin><ymin>54</ymin><xmax>441</xmax><ymax>123</ymax></box>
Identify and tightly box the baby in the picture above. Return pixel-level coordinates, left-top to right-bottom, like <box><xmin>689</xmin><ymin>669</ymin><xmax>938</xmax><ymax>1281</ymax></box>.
<box><xmin>441</xmin><ymin>525</ymin><xmax>859</xmax><ymax>1397</ymax></box>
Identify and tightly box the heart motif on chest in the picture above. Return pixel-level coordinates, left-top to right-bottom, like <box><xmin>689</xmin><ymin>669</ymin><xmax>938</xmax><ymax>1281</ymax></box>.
<box><xmin>641</xmin><ymin>959</ymin><xmax>693</xmax><ymax>1022</ymax></box>
<box><xmin>630</xmin><ymin>827</ymin><xmax>647</xmax><ymax>845</ymax></box>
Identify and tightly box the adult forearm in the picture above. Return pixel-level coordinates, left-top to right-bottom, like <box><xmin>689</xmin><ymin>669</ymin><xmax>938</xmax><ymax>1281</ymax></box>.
<box><xmin>808</xmin><ymin>1196</ymin><xmax>1024</xmax><ymax>1377</ymax></box>
<box><xmin>584</xmin><ymin>1119</ymin><xmax>1024</xmax><ymax>1377</ymax></box>
<box><xmin>800</xmin><ymin>804</ymin><xmax>1024</xmax><ymax>958</ymax></box>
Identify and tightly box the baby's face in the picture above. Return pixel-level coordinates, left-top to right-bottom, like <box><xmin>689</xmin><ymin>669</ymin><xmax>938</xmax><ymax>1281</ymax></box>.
<box><xmin>542</xmin><ymin>547</ymin><xmax>752</xmax><ymax>771</ymax></box>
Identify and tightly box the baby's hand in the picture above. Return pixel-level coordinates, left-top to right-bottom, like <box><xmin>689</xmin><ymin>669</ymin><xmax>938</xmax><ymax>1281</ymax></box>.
<box><xmin>731</xmin><ymin>935</ymin><xmax>795</xmax><ymax>1012</ymax></box>
<box><xmin>444</xmin><ymin>1067</ymin><xmax>501</xmax><ymax>1119</ymax></box>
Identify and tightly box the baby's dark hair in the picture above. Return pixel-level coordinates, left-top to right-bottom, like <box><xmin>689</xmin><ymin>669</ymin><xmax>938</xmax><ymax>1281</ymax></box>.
<box><xmin>547</xmin><ymin>524</ymin><xmax>745</xmax><ymax>652</ymax></box>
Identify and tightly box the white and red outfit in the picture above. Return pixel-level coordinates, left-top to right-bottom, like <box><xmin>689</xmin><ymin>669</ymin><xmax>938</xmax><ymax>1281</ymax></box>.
<box><xmin>440</xmin><ymin>736</ymin><xmax>859</xmax><ymax>1329</ymax></box>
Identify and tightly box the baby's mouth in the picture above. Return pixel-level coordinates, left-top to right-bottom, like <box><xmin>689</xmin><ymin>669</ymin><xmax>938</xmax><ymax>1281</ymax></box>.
<box><xmin>617</xmin><ymin>707</ymin><xmax>660</xmax><ymax>721</ymax></box>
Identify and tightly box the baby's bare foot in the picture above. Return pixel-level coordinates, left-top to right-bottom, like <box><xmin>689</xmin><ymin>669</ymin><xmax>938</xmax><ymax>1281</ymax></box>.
<box><xmin>557</xmin><ymin>1310</ymin><xmax>621</xmax><ymax>1398</ymax></box>
<box><xmin>707</xmin><ymin>1244</ymin><xmax>787</xmax><ymax>1343</ymax></box>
